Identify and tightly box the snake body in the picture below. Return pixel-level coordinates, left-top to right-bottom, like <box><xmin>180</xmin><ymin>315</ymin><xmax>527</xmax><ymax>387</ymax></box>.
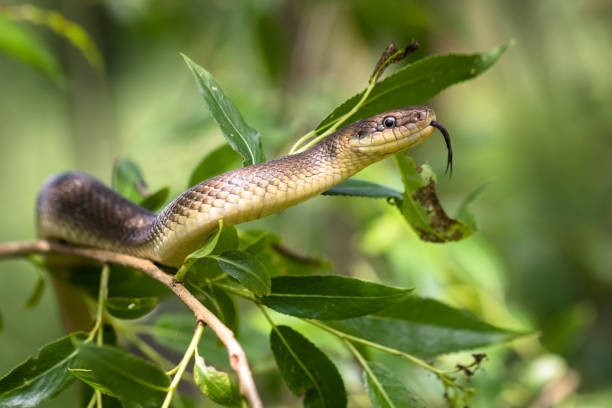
<box><xmin>37</xmin><ymin>106</ymin><xmax>437</xmax><ymax>267</ymax></box>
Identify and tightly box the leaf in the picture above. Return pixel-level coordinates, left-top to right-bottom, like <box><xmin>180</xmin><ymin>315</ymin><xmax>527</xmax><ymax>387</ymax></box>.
<box><xmin>152</xmin><ymin>314</ymin><xmax>230</xmax><ymax>370</ymax></box>
<box><xmin>316</xmin><ymin>43</ymin><xmax>510</xmax><ymax>133</ymax></box>
<box><xmin>328</xmin><ymin>297</ymin><xmax>523</xmax><ymax>357</ymax></box>
<box><xmin>69</xmin><ymin>368</ymin><xmax>119</xmax><ymax>399</ymax></box>
<box><xmin>1</xmin><ymin>5</ymin><xmax>103</xmax><ymax>69</ymax></box>
<box><xmin>323</xmin><ymin>179</ymin><xmax>402</xmax><ymax>199</ymax></box>
<box><xmin>75</xmin><ymin>343</ymin><xmax>169</xmax><ymax>406</ymax></box>
<box><xmin>363</xmin><ymin>362</ymin><xmax>425</xmax><ymax>408</ymax></box>
<box><xmin>456</xmin><ymin>183</ymin><xmax>489</xmax><ymax>231</ymax></box>
<box><xmin>393</xmin><ymin>154</ymin><xmax>473</xmax><ymax>242</ymax></box>
<box><xmin>270</xmin><ymin>326</ymin><xmax>346</xmax><ymax>408</ymax></box>
<box><xmin>106</xmin><ymin>297</ymin><xmax>159</xmax><ymax>320</ymax></box>
<box><xmin>112</xmin><ymin>158</ymin><xmax>147</xmax><ymax>204</ymax></box>
<box><xmin>197</xmin><ymin>285</ymin><xmax>238</xmax><ymax>333</ymax></box>
<box><xmin>0</xmin><ymin>18</ymin><xmax>63</xmax><ymax>85</ymax></box>
<box><xmin>182</xmin><ymin>54</ymin><xmax>266</xmax><ymax>166</ymax></box>
<box><xmin>216</xmin><ymin>250</ymin><xmax>271</xmax><ymax>296</ymax></box>
<box><xmin>139</xmin><ymin>186</ymin><xmax>170</xmax><ymax>212</ymax></box>
<box><xmin>238</xmin><ymin>230</ymin><xmax>280</xmax><ymax>255</ymax></box>
<box><xmin>24</xmin><ymin>271</ymin><xmax>45</xmax><ymax>309</ymax></box>
<box><xmin>262</xmin><ymin>276</ymin><xmax>413</xmax><ymax>320</ymax></box>
<box><xmin>0</xmin><ymin>333</ymin><xmax>85</xmax><ymax>407</ymax></box>
<box><xmin>193</xmin><ymin>355</ymin><xmax>241</xmax><ymax>406</ymax></box>
<box><xmin>189</xmin><ymin>144</ymin><xmax>241</xmax><ymax>188</ymax></box>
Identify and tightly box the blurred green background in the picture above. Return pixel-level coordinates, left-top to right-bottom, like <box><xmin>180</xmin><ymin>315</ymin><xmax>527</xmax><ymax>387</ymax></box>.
<box><xmin>1</xmin><ymin>0</ymin><xmax>611</xmax><ymax>407</ymax></box>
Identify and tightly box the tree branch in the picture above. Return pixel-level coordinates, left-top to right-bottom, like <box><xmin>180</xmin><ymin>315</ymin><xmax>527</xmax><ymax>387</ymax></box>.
<box><xmin>0</xmin><ymin>239</ymin><xmax>262</xmax><ymax>408</ymax></box>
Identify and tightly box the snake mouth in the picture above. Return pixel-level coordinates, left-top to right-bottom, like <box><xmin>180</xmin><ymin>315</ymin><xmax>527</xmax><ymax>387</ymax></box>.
<box><xmin>353</xmin><ymin>124</ymin><xmax>436</xmax><ymax>155</ymax></box>
<box><xmin>430</xmin><ymin>121</ymin><xmax>453</xmax><ymax>175</ymax></box>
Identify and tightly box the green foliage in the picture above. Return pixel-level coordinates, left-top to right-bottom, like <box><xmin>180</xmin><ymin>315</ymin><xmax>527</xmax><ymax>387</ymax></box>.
<box><xmin>182</xmin><ymin>54</ymin><xmax>266</xmax><ymax>166</ymax></box>
<box><xmin>270</xmin><ymin>325</ymin><xmax>347</xmax><ymax>408</ymax></box>
<box><xmin>193</xmin><ymin>355</ymin><xmax>241</xmax><ymax>407</ymax></box>
<box><xmin>262</xmin><ymin>275</ymin><xmax>413</xmax><ymax>319</ymax></box>
<box><xmin>0</xmin><ymin>18</ymin><xmax>63</xmax><ymax>85</ymax></box>
<box><xmin>216</xmin><ymin>250</ymin><xmax>271</xmax><ymax>296</ymax></box>
<box><xmin>363</xmin><ymin>362</ymin><xmax>425</xmax><ymax>408</ymax></box>
<box><xmin>189</xmin><ymin>144</ymin><xmax>241</xmax><ymax>188</ymax></box>
<box><xmin>73</xmin><ymin>343</ymin><xmax>170</xmax><ymax>406</ymax></box>
<box><xmin>328</xmin><ymin>297</ymin><xmax>522</xmax><ymax>357</ymax></box>
<box><xmin>0</xmin><ymin>333</ymin><xmax>85</xmax><ymax>407</ymax></box>
<box><xmin>0</xmin><ymin>36</ymin><xmax>518</xmax><ymax>408</ymax></box>
<box><xmin>316</xmin><ymin>43</ymin><xmax>510</xmax><ymax>132</ymax></box>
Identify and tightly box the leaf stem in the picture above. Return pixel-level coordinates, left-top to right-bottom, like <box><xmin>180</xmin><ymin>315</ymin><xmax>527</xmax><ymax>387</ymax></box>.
<box><xmin>343</xmin><ymin>339</ymin><xmax>395</xmax><ymax>408</ymax></box>
<box><xmin>162</xmin><ymin>322</ymin><xmax>205</xmax><ymax>408</ymax></box>
<box><xmin>87</xmin><ymin>265</ymin><xmax>109</xmax><ymax>343</ymax></box>
<box><xmin>212</xmin><ymin>281</ymin><xmax>257</xmax><ymax>301</ymax></box>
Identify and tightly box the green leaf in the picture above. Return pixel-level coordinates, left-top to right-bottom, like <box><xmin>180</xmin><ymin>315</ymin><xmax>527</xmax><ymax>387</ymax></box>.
<box><xmin>152</xmin><ymin>314</ymin><xmax>230</xmax><ymax>370</ymax></box>
<box><xmin>238</xmin><ymin>230</ymin><xmax>279</xmax><ymax>255</ymax></box>
<box><xmin>197</xmin><ymin>285</ymin><xmax>238</xmax><ymax>333</ymax></box>
<box><xmin>329</xmin><ymin>297</ymin><xmax>523</xmax><ymax>357</ymax></box>
<box><xmin>393</xmin><ymin>154</ymin><xmax>473</xmax><ymax>242</ymax></box>
<box><xmin>324</xmin><ymin>178</ymin><xmax>402</xmax><ymax>199</ymax></box>
<box><xmin>189</xmin><ymin>144</ymin><xmax>241</xmax><ymax>188</ymax></box>
<box><xmin>182</xmin><ymin>54</ymin><xmax>266</xmax><ymax>166</ymax></box>
<box><xmin>139</xmin><ymin>186</ymin><xmax>170</xmax><ymax>212</ymax></box>
<box><xmin>112</xmin><ymin>158</ymin><xmax>147</xmax><ymax>204</ymax></box>
<box><xmin>75</xmin><ymin>343</ymin><xmax>169</xmax><ymax>406</ymax></box>
<box><xmin>24</xmin><ymin>271</ymin><xmax>45</xmax><ymax>309</ymax></box>
<box><xmin>316</xmin><ymin>43</ymin><xmax>510</xmax><ymax>133</ymax></box>
<box><xmin>262</xmin><ymin>276</ymin><xmax>413</xmax><ymax>320</ymax></box>
<box><xmin>216</xmin><ymin>250</ymin><xmax>271</xmax><ymax>296</ymax></box>
<box><xmin>363</xmin><ymin>362</ymin><xmax>425</xmax><ymax>408</ymax></box>
<box><xmin>0</xmin><ymin>332</ymin><xmax>85</xmax><ymax>407</ymax></box>
<box><xmin>193</xmin><ymin>355</ymin><xmax>241</xmax><ymax>406</ymax></box>
<box><xmin>176</xmin><ymin>221</ymin><xmax>225</xmax><ymax>282</ymax></box>
<box><xmin>106</xmin><ymin>297</ymin><xmax>159</xmax><ymax>320</ymax></box>
<box><xmin>456</xmin><ymin>183</ymin><xmax>489</xmax><ymax>231</ymax></box>
<box><xmin>0</xmin><ymin>18</ymin><xmax>63</xmax><ymax>85</ymax></box>
<box><xmin>270</xmin><ymin>326</ymin><xmax>346</xmax><ymax>408</ymax></box>
<box><xmin>69</xmin><ymin>368</ymin><xmax>119</xmax><ymax>399</ymax></box>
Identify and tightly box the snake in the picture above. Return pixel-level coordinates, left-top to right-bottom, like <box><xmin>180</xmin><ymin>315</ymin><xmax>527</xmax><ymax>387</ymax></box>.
<box><xmin>36</xmin><ymin>106</ymin><xmax>451</xmax><ymax>267</ymax></box>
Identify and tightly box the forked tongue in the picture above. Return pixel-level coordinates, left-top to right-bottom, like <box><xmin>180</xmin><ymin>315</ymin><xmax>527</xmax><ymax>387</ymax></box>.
<box><xmin>430</xmin><ymin>121</ymin><xmax>453</xmax><ymax>176</ymax></box>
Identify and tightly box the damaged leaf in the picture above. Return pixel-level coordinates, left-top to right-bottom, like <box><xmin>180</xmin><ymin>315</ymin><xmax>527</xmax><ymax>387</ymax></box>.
<box><xmin>392</xmin><ymin>154</ymin><xmax>472</xmax><ymax>242</ymax></box>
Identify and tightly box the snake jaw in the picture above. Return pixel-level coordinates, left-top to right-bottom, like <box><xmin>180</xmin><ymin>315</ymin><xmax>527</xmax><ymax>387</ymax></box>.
<box><xmin>348</xmin><ymin>106</ymin><xmax>436</xmax><ymax>155</ymax></box>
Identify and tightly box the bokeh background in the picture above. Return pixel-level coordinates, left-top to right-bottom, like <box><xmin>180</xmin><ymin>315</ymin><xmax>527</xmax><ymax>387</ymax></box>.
<box><xmin>1</xmin><ymin>0</ymin><xmax>611</xmax><ymax>407</ymax></box>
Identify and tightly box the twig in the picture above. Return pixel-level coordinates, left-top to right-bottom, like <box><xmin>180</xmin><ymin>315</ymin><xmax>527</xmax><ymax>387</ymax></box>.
<box><xmin>162</xmin><ymin>322</ymin><xmax>204</xmax><ymax>408</ymax></box>
<box><xmin>0</xmin><ymin>240</ymin><xmax>262</xmax><ymax>408</ymax></box>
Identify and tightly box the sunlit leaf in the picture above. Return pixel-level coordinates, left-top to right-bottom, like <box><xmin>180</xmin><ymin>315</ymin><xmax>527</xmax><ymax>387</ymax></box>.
<box><xmin>216</xmin><ymin>250</ymin><xmax>270</xmax><ymax>296</ymax></box>
<box><xmin>316</xmin><ymin>43</ymin><xmax>510</xmax><ymax>133</ymax></box>
<box><xmin>0</xmin><ymin>18</ymin><xmax>63</xmax><ymax>85</ymax></box>
<box><xmin>193</xmin><ymin>355</ymin><xmax>241</xmax><ymax>406</ymax></box>
<box><xmin>329</xmin><ymin>297</ymin><xmax>524</xmax><ymax>357</ymax></box>
<box><xmin>112</xmin><ymin>158</ymin><xmax>147</xmax><ymax>204</ymax></box>
<box><xmin>75</xmin><ymin>343</ymin><xmax>169</xmax><ymax>406</ymax></box>
<box><xmin>189</xmin><ymin>144</ymin><xmax>241</xmax><ymax>188</ymax></box>
<box><xmin>324</xmin><ymin>179</ymin><xmax>402</xmax><ymax>199</ymax></box>
<box><xmin>363</xmin><ymin>362</ymin><xmax>425</xmax><ymax>408</ymax></box>
<box><xmin>106</xmin><ymin>297</ymin><xmax>158</xmax><ymax>320</ymax></box>
<box><xmin>182</xmin><ymin>54</ymin><xmax>266</xmax><ymax>166</ymax></box>
<box><xmin>393</xmin><ymin>154</ymin><xmax>472</xmax><ymax>242</ymax></box>
<box><xmin>262</xmin><ymin>275</ymin><xmax>413</xmax><ymax>320</ymax></box>
<box><xmin>0</xmin><ymin>5</ymin><xmax>103</xmax><ymax>69</ymax></box>
<box><xmin>0</xmin><ymin>333</ymin><xmax>85</xmax><ymax>407</ymax></box>
<box><xmin>270</xmin><ymin>325</ymin><xmax>347</xmax><ymax>408</ymax></box>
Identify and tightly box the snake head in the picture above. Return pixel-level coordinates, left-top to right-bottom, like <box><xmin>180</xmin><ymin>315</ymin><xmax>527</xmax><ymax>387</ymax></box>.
<box><xmin>348</xmin><ymin>106</ymin><xmax>436</xmax><ymax>155</ymax></box>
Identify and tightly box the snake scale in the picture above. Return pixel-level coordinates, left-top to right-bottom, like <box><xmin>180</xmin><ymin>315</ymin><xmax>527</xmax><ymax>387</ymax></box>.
<box><xmin>37</xmin><ymin>106</ymin><xmax>450</xmax><ymax>267</ymax></box>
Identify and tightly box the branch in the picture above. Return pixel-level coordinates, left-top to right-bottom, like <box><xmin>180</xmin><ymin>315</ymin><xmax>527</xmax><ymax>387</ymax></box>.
<box><xmin>0</xmin><ymin>239</ymin><xmax>262</xmax><ymax>408</ymax></box>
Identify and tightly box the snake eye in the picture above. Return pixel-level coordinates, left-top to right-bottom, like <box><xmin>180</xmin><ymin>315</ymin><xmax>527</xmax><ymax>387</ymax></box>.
<box><xmin>383</xmin><ymin>116</ymin><xmax>396</xmax><ymax>128</ymax></box>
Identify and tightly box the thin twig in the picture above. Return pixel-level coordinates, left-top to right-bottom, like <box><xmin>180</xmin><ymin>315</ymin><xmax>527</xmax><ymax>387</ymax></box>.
<box><xmin>0</xmin><ymin>240</ymin><xmax>262</xmax><ymax>408</ymax></box>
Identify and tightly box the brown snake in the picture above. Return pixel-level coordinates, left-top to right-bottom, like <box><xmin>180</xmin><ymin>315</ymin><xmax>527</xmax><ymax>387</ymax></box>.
<box><xmin>37</xmin><ymin>106</ymin><xmax>448</xmax><ymax>267</ymax></box>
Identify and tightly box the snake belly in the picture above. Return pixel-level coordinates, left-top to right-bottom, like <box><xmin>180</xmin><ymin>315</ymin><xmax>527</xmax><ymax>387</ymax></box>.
<box><xmin>37</xmin><ymin>106</ymin><xmax>437</xmax><ymax>267</ymax></box>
